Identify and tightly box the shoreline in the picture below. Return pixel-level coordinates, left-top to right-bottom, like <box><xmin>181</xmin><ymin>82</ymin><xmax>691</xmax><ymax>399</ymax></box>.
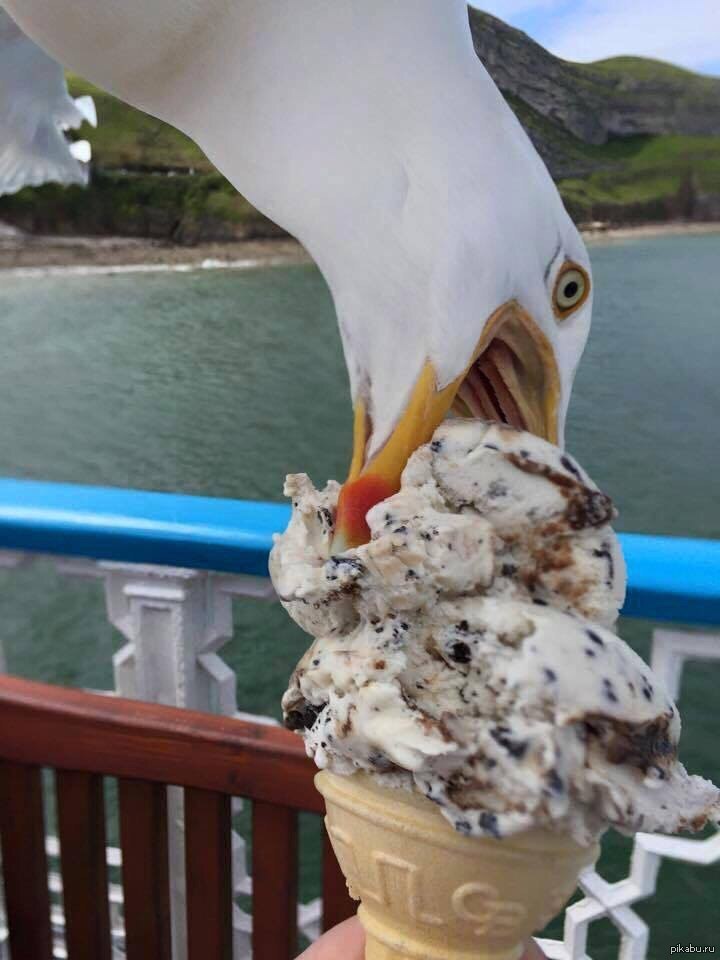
<box><xmin>581</xmin><ymin>220</ymin><xmax>720</xmax><ymax>244</ymax></box>
<box><xmin>1</xmin><ymin>220</ymin><xmax>719</xmax><ymax>274</ymax></box>
<box><xmin>0</xmin><ymin>232</ymin><xmax>310</xmax><ymax>274</ymax></box>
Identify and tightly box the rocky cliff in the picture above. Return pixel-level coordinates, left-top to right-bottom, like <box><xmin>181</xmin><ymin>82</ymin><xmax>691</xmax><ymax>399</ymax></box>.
<box><xmin>469</xmin><ymin>8</ymin><xmax>720</xmax><ymax>147</ymax></box>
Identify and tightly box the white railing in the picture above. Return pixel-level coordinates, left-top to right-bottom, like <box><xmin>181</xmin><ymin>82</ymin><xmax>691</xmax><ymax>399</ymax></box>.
<box><xmin>0</xmin><ymin>552</ymin><xmax>318</xmax><ymax>960</ymax></box>
<box><xmin>0</xmin><ymin>548</ymin><xmax>717</xmax><ymax>960</ymax></box>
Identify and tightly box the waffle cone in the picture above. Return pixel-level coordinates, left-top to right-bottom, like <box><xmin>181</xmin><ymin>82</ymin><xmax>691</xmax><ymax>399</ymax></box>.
<box><xmin>316</xmin><ymin>770</ymin><xmax>599</xmax><ymax>960</ymax></box>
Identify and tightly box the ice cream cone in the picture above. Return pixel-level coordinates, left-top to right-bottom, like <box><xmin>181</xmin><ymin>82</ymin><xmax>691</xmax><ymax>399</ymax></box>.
<box><xmin>316</xmin><ymin>770</ymin><xmax>599</xmax><ymax>960</ymax></box>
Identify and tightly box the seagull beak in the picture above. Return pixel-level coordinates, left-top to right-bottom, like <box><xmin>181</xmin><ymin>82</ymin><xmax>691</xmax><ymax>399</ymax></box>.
<box><xmin>334</xmin><ymin>301</ymin><xmax>561</xmax><ymax>548</ymax></box>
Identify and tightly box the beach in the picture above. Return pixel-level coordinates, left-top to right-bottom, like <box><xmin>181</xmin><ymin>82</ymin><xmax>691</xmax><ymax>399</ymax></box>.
<box><xmin>2</xmin><ymin>219</ymin><xmax>720</xmax><ymax>272</ymax></box>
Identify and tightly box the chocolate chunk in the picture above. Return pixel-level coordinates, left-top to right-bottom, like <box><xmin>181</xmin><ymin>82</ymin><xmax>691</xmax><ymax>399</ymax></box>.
<box><xmin>430</xmin><ymin>440</ymin><xmax>443</xmax><ymax>453</ymax></box>
<box><xmin>566</xmin><ymin>489</ymin><xmax>614</xmax><ymax>530</ymax></box>
<box><xmin>284</xmin><ymin>701</ymin><xmax>325</xmax><ymax>731</ymax></box>
<box><xmin>340</xmin><ymin>706</ymin><xmax>357</xmax><ymax>736</ymax></box>
<box><xmin>560</xmin><ymin>454</ymin><xmax>583</xmax><ymax>480</ymax></box>
<box><xmin>449</xmin><ymin>641</ymin><xmax>472</xmax><ymax>664</ymax></box>
<box><xmin>317</xmin><ymin>507</ymin><xmax>334</xmax><ymax>530</ymax></box>
<box><xmin>457</xmin><ymin>620</ymin><xmax>469</xmax><ymax>633</ymax></box>
<box><xmin>586</xmin><ymin>629</ymin><xmax>605</xmax><ymax>647</ymax></box>
<box><xmin>479</xmin><ymin>811</ymin><xmax>501</xmax><ymax>837</ymax></box>
<box><xmin>393</xmin><ymin>525</ymin><xmax>407</xmax><ymax>534</ymax></box>
<box><xmin>547</xmin><ymin>768</ymin><xmax>564</xmax><ymax>793</ymax></box>
<box><xmin>603</xmin><ymin>678</ymin><xmax>619</xmax><ymax>703</ymax></box>
<box><xmin>455</xmin><ymin>819</ymin><xmax>472</xmax><ymax>835</ymax></box>
<box><xmin>367</xmin><ymin>752</ymin><xmax>394</xmax><ymax>771</ymax></box>
<box><xmin>593</xmin><ymin>544</ymin><xmax>615</xmax><ymax>583</ymax></box>
<box><xmin>544</xmin><ymin>667</ymin><xmax>558</xmax><ymax>682</ymax></box>
<box><xmin>533</xmin><ymin>598</ymin><xmax>549</xmax><ymax>606</ymax></box>
<box><xmin>327</xmin><ymin>555</ymin><xmax>366</xmax><ymax>575</ymax></box>
<box><xmin>501</xmin><ymin>563</ymin><xmax>517</xmax><ymax>577</ymax></box>
<box><xmin>585</xmin><ymin>647</ymin><xmax>597</xmax><ymax>658</ymax></box>
<box><xmin>490</xmin><ymin>726</ymin><xmax>528</xmax><ymax>758</ymax></box>
<box><xmin>582</xmin><ymin>719</ymin><xmax>602</xmax><ymax>740</ymax></box>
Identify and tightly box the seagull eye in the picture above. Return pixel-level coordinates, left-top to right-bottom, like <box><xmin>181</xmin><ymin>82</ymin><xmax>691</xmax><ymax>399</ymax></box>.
<box><xmin>553</xmin><ymin>264</ymin><xmax>589</xmax><ymax>317</ymax></box>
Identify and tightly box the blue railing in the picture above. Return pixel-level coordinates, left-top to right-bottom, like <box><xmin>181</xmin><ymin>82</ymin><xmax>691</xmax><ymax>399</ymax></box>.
<box><xmin>0</xmin><ymin>477</ymin><xmax>718</xmax><ymax>626</ymax></box>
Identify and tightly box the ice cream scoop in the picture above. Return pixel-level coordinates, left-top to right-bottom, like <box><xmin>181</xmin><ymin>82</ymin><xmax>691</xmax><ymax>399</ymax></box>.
<box><xmin>272</xmin><ymin>421</ymin><xmax>720</xmax><ymax>846</ymax></box>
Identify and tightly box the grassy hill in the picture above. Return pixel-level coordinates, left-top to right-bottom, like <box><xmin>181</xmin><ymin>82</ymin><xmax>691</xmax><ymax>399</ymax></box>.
<box><xmin>0</xmin><ymin>73</ymin><xmax>282</xmax><ymax>242</ymax></box>
<box><xmin>64</xmin><ymin>74</ymin><xmax>210</xmax><ymax>173</ymax></box>
<box><xmin>2</xmin><ymin>11</ymin><xmax>719</xmax><ymax>239</ymax></box>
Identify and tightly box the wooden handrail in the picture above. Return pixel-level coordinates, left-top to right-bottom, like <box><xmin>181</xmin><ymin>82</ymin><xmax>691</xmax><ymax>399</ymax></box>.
<box><xmin>0</xmin><ymin>674</ymin><xmax>357</xmax><ymax>959</ymax></box>
<box><xmin>0</xmin><ymin>674</ymin><xmax>321</xmax><ymax>812</ymax></box>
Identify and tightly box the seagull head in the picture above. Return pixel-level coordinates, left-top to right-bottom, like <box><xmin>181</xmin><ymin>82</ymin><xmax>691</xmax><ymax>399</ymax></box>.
<box><xmin>329</xmin><ymin>84</ymin><xmax>592</xmax><ymax>548</ymax></box>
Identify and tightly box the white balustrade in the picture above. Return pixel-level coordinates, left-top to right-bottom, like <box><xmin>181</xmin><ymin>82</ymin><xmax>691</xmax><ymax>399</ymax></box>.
<box><xmin>0</xmin><ymin>548</ymin><xmax>717</xmax><ymax>960</ymax></box>
<box><xmin>537</xmin><ymin>628</ymin><xmax>720</xmax><ymax>960</ymax></box>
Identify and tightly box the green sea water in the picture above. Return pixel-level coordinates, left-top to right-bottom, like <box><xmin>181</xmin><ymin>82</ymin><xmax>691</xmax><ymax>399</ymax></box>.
<box><xmin>0</xmin><ymin>233</ymin><xmax>719</xmax><ymax>956</ymax></box>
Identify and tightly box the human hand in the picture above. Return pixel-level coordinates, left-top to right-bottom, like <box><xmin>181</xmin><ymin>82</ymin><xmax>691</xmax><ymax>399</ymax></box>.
<box><xmin>295</xmin><ymin>916</ymin><xmax>547</xmax><ymax>959</ymax></box>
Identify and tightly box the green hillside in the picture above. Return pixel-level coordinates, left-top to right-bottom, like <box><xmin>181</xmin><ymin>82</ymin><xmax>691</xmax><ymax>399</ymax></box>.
<box><xmin>65</xmin><ymin>74</ymin><xmax>210</xmax><ymax>173</ymax></box>
<box><xmin>0</xmin><ymin>74</ymin><xmax>279</xmax><ymax>242</ymax></box>
<box><xmin>588</xmin><ymin>55</ymin><xmax>718</xmax><ymax>88</ymax></box>
<box><xmin>1</xmin><ymin>15</ymin><xmax>719</xmax><ymax>239</ymax></box>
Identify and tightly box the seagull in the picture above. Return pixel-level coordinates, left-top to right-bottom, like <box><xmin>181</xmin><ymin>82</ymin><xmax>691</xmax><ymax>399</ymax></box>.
<box><xmin>2</xmin><ymin>0</ymin><xmax>593</xmax><ymax>546</ymax></box>
<box><xmin>0</xmin><ymin>7</ymin><xmax>96</xmax><ymax>198</ymax></box>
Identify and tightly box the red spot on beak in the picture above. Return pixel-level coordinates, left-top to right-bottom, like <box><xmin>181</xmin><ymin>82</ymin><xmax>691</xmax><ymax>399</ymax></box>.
<box><xmin>334</xmin><ymin>475</ymin><xmax>396</xmax><ymax>548</ymax></box>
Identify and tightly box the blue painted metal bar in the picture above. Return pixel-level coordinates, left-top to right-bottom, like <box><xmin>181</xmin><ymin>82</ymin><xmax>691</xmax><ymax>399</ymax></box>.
<box><xmin>619</xmin><ymin>534</ymin><xmax>720</xmax><ymax>626</ymax></box>
<box><xmin>0</xmin><ymin>478</ymin><xmax>287</xmax><ymax>579</ymax></box>
<box><xmin>0</xmin><ymin>478</ymin><xmax>718</xmax><ymax>626</ymax></box>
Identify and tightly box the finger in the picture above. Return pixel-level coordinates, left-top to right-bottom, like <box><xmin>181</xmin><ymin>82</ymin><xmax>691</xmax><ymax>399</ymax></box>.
<box><xmin>295</xmin><ymin>915</ymin><xmax>364</xmax><ymax>960</ymax></box>
<box><xmin>522</xmin><ymin>939</ymin><xmax>548</xmax><ymax>959</ymax></box>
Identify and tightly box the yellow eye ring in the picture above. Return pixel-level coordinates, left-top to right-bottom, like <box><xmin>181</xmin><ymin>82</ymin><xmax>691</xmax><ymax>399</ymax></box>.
<box><xmin>553</xmin><ymin>263</ymin><xmax>590</xmax><ymax>318</ymax></box>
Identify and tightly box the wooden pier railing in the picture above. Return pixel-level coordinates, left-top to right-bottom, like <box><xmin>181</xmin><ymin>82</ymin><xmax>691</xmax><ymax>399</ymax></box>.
<box><xmin>0</xmin><ymin>675</ymin><xmax>356</xmax><ymax>960</ymax></box>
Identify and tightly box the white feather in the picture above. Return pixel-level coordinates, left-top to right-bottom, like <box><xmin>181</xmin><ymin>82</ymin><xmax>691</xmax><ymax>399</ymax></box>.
<box><xmin>68</xmin><ymin>139</ymin><xmax>91</xmax><ymax>163</ymax></box>
<box><xmin>72</xmin><ymin>95</ymin><xmax>97</xmax><ymax>129</ymax></box>
<box><xmin>0</xmin><ymin>7</ymin><xmax>93</xmax><ymax>196</ymax></box>
<box><xmin>2</xmin><ymin>0</ymin><xmax>592</xmax><ymax>453</ymax></box>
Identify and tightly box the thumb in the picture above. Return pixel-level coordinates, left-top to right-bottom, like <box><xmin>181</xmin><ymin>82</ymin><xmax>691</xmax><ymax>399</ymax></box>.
<box><xmin>294</xmin><ymin>918</ymin><xmax>544</xmax><ymax>960</ymax></box>
<box><xmin>295</xmin><ymin>916</ymin><xmax>364</xmax><ymax>960</ymax></box>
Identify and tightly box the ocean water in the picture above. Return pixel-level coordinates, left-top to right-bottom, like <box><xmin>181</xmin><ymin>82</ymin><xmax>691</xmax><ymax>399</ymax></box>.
<box><xmin>0</xmin><ymin>232</ymin><xmax>719</xmax><ymax>956</ymax></box>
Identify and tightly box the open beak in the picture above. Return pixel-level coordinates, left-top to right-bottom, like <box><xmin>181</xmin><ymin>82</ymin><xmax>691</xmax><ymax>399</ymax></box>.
<box><xmin>334</xmin><ymin>301</ymin><xmax>561</xmax><ymax>548</ymax></box>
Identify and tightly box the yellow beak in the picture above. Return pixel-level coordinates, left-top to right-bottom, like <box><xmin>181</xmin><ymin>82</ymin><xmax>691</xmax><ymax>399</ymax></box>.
<box><xmin>335</xmin><ymin>301</ymin><xmax>560</xmax><ymax>548</ymax></box>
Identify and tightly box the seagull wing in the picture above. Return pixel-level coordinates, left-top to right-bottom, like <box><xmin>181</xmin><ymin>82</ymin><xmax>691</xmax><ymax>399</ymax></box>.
<box><xmin>0</xmin><ymin>7</ymin><xmax>92</xmax><ymax>197</ymax></box>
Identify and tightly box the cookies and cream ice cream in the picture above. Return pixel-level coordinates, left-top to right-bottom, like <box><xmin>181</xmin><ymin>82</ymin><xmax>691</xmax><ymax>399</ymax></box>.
<box><xmin>271</xmin><ymin>421</ymin><xmax>720</xmax><ymax>845</ymax></box>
